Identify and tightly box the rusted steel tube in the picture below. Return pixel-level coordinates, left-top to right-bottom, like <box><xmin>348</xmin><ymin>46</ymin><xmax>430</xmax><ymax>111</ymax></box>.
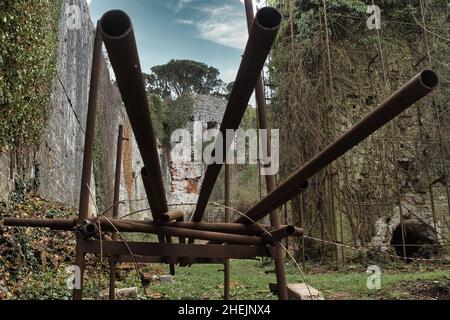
<box><xmin>191</xmin><ymin>7</ymin><xmax>282</xmax><ymax>224</ymax></box>
<box><xmin>160</xmin><ymin>210</ymin><xmax>184</xmax><ymax>222</ymax></box>
<box><xmin>3</xmin><ymin>217</ymin><xmax>76</xmax><ymax>230</ymax></box>
<box><xmin>244</xmin><ymin>1</ymin><xmax>288</xmax><ymax>300</ymax></box>
<box><xmin>3</xmin><ymin>218</ymin><xmax>266</xmax><ymax>245</ymax></box>
<box><xmin>78</xmin><ymin>23</ymin><xmax>103</xmax><ymax>223</ymax></box>
<box><xmin>263</xmin><ymin>226</ymin><xmax>304</xmax><ymax>243</ymax></box>
<box><xmin>157</xmin><ymin>221</ymin><xmax>269</xmax><ymax>235</ymax></box>
<box><xmin>236</xmin><ymin>70</ymin><xmax>439</xmax><ymax>224</ymax></box>
<box><xmin>224</xmin><ymin>164</ymin><xmax>231</xmax><ymax>300</ymax></box>
<box><xmin>96</xmin><ymin>219</ymin><xmax>265</xmax><ymax>245</ymax></box>
<box><xmin>3</xmin><ymin>217</ymin><xmax>273</xmax><ymax>236</ymax></box>
<box><xmin>109</xmin><ymin>126</ymin><xmax>123</xmax><ymax>300</ymax></box>
<box><xmin>110</xmin><ymin>126</ymin><xmax>123</xmax><ymax>298</ymax></box>
<box><xmin>76</xmin><ymin>25</ymin><xmax>103</xmax><ymax>301</ymax></box>
<box><xmin>100</xmin><ymin>10</ymin><xmax>174</xmax><ymax>274</ymax></box>
<box><xmin>99</xmin><ymin>11</ymin><xmax>168</xmax><ymax>220</ymax></box>
<box><xmin>112</xmin><ymin>125</ymin><xmax>124</xmax><ymax>219</ymax></box>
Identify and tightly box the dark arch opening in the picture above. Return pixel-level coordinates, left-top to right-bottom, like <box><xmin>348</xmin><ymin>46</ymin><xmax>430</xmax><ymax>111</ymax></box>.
<box><xmin>390</xmin><ymin>224</ymin><xmax>438</xmax><ymax>261</ymax></box>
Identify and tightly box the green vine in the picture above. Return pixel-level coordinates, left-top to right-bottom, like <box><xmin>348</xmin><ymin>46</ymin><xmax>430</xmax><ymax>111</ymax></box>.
<box><xmin>0</xmin><ymin>0</ymin><xmax>62</xmax><ymax>148</ymax></box>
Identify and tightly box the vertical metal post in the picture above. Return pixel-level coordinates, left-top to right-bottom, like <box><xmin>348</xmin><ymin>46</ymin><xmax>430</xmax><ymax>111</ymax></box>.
<box><xmin>243</xmin><ymin>0</ymin><xmax>288</xmax><ymax>300</ymax></box>
<box><xmin>300</xmin><ymin>193</ymin><xmax>306</xmax><ymax>269</ymax></box>
<box><xmin>429</xmin><ymin>181</ymin><xmax>442</xmax><ymax>262</ymax></box>
<box><xmin>224</xmin><ymin>165</ymin><xmax>231</xmax><ymax>300</ymax></box>
<box><xmin>109</xmin><ymin>125</ymin><xmax>124</xmax><ymax>300</ymax></box>
<box><xmin>73</xmin><ymin>22</ymin><xmax>103</xmax><ymax>301</ymax></box>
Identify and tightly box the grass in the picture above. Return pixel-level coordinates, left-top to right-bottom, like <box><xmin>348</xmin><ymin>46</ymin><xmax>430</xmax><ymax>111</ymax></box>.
<box><xmin>140</xmin><ymin>260</ymin><xmax>449</xmax><ymax>300</ymax></box>
<box><xmin>11</xmin><ymin>259</ymin><xmax>449</xmax><ymax>300</ymax></box>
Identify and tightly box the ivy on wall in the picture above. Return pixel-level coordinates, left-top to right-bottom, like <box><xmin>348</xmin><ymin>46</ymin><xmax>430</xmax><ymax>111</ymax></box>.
<box><xmin>0</xmin><ymin>0</ymin><xmax>62</xmax><ymax>148</ymax></box>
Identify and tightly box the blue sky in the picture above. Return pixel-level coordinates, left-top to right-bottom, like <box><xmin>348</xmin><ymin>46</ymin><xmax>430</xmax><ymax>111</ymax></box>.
<box><xmin>88</xmin><ymin>0</ymin><xmax>260</xmax><ymax>83</ymax></box>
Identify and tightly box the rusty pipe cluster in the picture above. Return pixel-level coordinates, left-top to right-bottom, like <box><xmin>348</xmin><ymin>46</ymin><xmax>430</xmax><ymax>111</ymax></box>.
<box><xmin>2</xmin><ymin>217</ymin><xmax>303</xmax><ymax>246</ymax></box>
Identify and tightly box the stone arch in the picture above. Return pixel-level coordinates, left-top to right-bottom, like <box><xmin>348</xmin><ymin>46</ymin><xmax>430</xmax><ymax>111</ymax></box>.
<box><xmin>370</xmin><ymin>194</ymin><xmax>442</xmax><ymax>260</ymax></box>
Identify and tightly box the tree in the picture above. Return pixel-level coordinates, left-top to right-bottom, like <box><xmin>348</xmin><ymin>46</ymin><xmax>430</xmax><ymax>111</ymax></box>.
<box><xmin>144</xmin><ymin>59</ymin><xmax>225</xmax><ymax>99</ymax></box>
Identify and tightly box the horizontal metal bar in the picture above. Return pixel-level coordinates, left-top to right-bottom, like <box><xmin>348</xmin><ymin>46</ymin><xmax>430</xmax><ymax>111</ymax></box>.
<box><xmin>160</xmin><ymin>211</ymin><xmax>184</xmax><ymax>222</ymax></box>
<box><xmin>3</xmin><ymin>217</ymin><xmax>266</xmax><ymax>245</ymax></box>
<box><xmin>116</xmin><ymin>256</ymin><xmax>226</xmax><ymax>265</ymax></box>
<box><xmin>3</xmin><ymin>217</ymin><xmax>76</xmax><ymax>230</ymax></box>
<box><xmin>262</xmin><ymin>226</ymin><xmax>304</xmax><ymax>243</ymax></box>
<box><xmin>80</xmin><ymin>241</ymin><xmax>270</xmax><ymax>259</ymax></box>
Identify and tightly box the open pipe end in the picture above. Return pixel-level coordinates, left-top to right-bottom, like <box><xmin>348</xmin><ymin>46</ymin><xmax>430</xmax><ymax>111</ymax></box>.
<box><xmin>420</xmin><ymin>69</ymin><xmax>439</xmax><ymax>90</ymax></box>
<box><xmin>300</xmin><ymin>180</ymin><xmax>309</xmax><ymax>191</ymax></box>
<box><xmin>285</xmin><ymin>225</ymin><xmax>296</xmax><ymax>236</ymax></box>
<box><xmin>100</xmin><ymin>10</ymin><xmax>132</xmax><ymax>38</ymax></box>
<box><xmin>160</xmin><ymin>215</ymin><xmax>170</xmax><ymax>223</ymax></box>
<box><xmin>255</xmin><ymin>7</ymin><xmax>282</xmax><ymax>30</ymax></box>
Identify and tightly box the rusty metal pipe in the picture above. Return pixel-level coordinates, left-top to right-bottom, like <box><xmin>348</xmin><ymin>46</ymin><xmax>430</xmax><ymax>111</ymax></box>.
<box><xmin>74</xmin><ymin>24</ymin><xmax>103</xmax><ymax>301</ymax></box>
<box><xmin>99</xmin><ymin>10</ymin><xmax>177</xmax><ymax>276</ymax></box>
<box><xmin>263</xmin><ymin>226</ymin><xmax>304</xmax><ymax>243</ymax></box>
<box><xmin>3</xmin><ymin>218</ymin><xmax>266</xmax><ymax>246</ymax></box>
<box><xmin>2</xmin><ymin>216</ymin><xmax>272</xmax><ymax>235</ymax></box>
<box><xmin>236</xmin><ymin>70</ymin><xmax>439</xmax><ymax>224</ymax></box>
<box><xmin>160</xmin><ymin>210</ymin><xmax>185</xmax><ymax>222</ymax></box>
<box><xmin>109</xmin><ymin>125</ymin><xmax>123</xmax><ymax>299</ymax></box>
<box><xmin>112</xmin><ymin>125</ymin><xmax>124</xmax><ymax>220</ymax></box>
<box><xmin>191</xmin><ymin>7</ymin><xmax>282</xmax><ymax>224</ymax></box>
<box><xmin>244</xmin><ymin>1</ymin><xmax>288</xmax><ymax>300</ymax></box>
<box><xmin>224</xmin><ymin>164</ymin><xmax>231</xmax><ymax>300</ymax></box>
<box><xmin>3</xmin><ymin>217</ymin><xmax>76</xmax><ymax>230</ymax></box>
<box><xmin>97</xmin><ymin>219</ymin><xmax>265</xmax><ymax>245</ymax></box>
<box><xmin>99</xmin><ymin>11</ymin><xmax>168</xmax><ymax>220</ymax></box>
<box><xmin>155</xmin><ymin>221</ymin><xmax>269</xmax><ymax>235</ymax></box>
<box><xmin>78</xmin><ymin>22</ymin><xmax>103</xmax><ymax>223</ymax></box>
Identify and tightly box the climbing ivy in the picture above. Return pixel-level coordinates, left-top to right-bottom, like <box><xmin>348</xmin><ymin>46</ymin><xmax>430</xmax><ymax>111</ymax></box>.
<box><xmin>0</xmin><ymin>0</ymin><xmax>62</xmax><ymax>148</ymax></box>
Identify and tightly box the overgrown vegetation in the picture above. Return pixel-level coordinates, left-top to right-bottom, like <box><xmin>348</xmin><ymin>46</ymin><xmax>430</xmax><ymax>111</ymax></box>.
<box><xmin>269</xmin><ymin>0</ymin><xmax>450</xmax><ymax>262</ymax></box>
<box><xmin>0</xmin><ymin>195</ymin><xmax>75</xmax><ymax>299</ymax></box>
<box><xmin>0</xmin><ymin>0</ymin><xmax>62</xmax><ymax>148</ymax></box>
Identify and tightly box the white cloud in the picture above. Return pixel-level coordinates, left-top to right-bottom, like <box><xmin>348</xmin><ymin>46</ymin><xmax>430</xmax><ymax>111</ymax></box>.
<box><xmin>167</xmin><ymin>0</ymin><xmax>195</xmax><ymax>12</ymax></box>
<box><xmin>175</xmin><ymin>19</ymin><xmax>195</xmax><ymax>25</ymax></box>
<box><xmin>222</xmin><ymin>67</ymin><xmax>238</xmax><ymax>83</ymax></box>
<box><xmin>195</xmin><ymin>4</ymin><xmax>248</xmax><ymax>50</ymax></box>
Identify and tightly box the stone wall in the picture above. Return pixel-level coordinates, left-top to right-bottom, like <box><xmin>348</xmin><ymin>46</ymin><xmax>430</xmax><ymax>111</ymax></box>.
<box><xmin>164</xmin><ymin>94</ymin><xmax>228</xmax><ymax>218</ymax></box>
<box><xmin>0</xmin><ymin>0</ymin><xmax>148</xmax><ymax>218</ymax></box>
<box><xmin>0</xmin><ymin>1</ymin><xmax>230</xmax><ymax>223</ymax></box>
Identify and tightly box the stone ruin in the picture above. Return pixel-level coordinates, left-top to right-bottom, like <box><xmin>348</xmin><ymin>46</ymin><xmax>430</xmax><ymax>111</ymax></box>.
<box><xmin>164</xmin><ymin>94</ymin><xmax>228</xmax><ymax>219</ymax></box>
<box><xmin>370</xmin><ymin>193</ymin><xmax>443</xmax><ymax>260</ymax></box>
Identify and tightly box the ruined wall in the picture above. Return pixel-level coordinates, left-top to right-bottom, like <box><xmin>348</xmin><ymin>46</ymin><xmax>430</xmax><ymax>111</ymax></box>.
<box><xmin>0</xmin><ymin>0</ymin><xmax>148</xmax><ymax>218</ymax></box>
<box><xmin>0</xmin><ymin>0</ymin><xmax>231</xmax><ymax>223</ymax></box>
<box><xmin>165</xmin><ymin>94</ymin><xmax>227</xmax><ymax>218</ymax></box>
